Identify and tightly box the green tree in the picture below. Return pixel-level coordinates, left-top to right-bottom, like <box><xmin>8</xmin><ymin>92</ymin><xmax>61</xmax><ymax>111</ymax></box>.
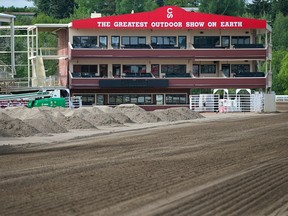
<box><xmin>272</xmin><ymin>51</ymin><xmax>288</xmax><ymax>94</ymax></box>
<box><xmin>30</xmin><ymin>0</ymin><xmax>76</xmax><ymax>19</ymax></box>
<box><xmin>278</xmin><ymin>53</ymin><xmax>288</xmax><ymax>94</ymax></box>
<box><xmin>164</xmin><ymin>0</ymin><xmax>199</xmax><ymax>7</ymax></box>
<box><xmin>271</xmin><ymin>50</ymin><xmax>287</xmax><ymax>94</ymax></box>
<box><xmin>272</xmin><ymin>13</ymin><xmax>288</xmax><ymax>51</ymax></box>
<box><xmin>116</xmin><ymin>0</ymin><xmax>157</xmax><ymax>14</ymax></box>
<box><xmin>272</xmin><ymin>0</ymin><xmax>288</xmax><ymax>17</ymax></box>
<box><xmin>74</xmin><ymin>0</ymin><xmax>116</xmax><ymax>16</ymax></box>
<box><xmin>155</xmin><ymin>0</ymin><xmax>164</xmax><ymax>7</ymax></box>
<box><xmin>247</xmin><ymin>0</ymin><xmax>272</xmax><ymax>18</ymax></box>
<box><xmin>199</xmin><ymin>0</ymin><xmax>246</xmax><ymax>16</ymax></box>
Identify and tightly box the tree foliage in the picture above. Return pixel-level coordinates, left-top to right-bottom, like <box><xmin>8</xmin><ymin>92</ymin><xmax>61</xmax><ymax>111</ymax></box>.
<box><xmin>272</xmin><ymin>51</ymin><xmax>288</xmax><ymax>94</ymax></box>
<box><xmin>278</xmin><ymin>53</ymin><xmax>288</xmax><ymax>94</ymax></box>
<box><xmin>73</xmin><ymin>0</ymin><xmax>116</xmax><ymax>16</ymax></box>
<box><xmin>199</xmin><ymin>0</ymin><xmax>246</xmax><ymax>16</ymax></box>
<box><xmin>30</xmin><ymin>0</ymin><xmax>76</xmax><ymax>19</ymax></box>
<box><xmin>164</xmin><ymin>0</ymin><xmax>199</xmax><ymax>7</ymax></box>
<box><xmin>272</xmin><ymin>13</ymin><xmax>288</xmax><ymax>51</ymax></box>
<box><xmin>247</xmin><ymin>0</ymin><xmax>272</xmax><ymax>18</ymax></box>
<box><xmin>272</xmin><ymin>0</ymin><xmax>288</xmax><ymax>17</ymax></box>
<box><xmin>1</xmin><ymin>0</ymin><xmax>288</xmax><ymax>94</ymax></box>
<box><xmin>115</xmin><ymin>0</ymin><xmax>157</xmax><ymax>14</ymax></box>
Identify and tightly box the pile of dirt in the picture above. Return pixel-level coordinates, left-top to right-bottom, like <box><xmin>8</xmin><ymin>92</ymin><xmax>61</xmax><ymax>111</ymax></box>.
<box><xmin>114</xmin><ymin>104</ymin><xmax>161</xmax><ymax>123</ymax></box>
<box><xmin>153</xmin><ymin>107</ymin><xmax>204</xmax><ymax>122</ymax></box>
<box><xmin>62</xmin><ymin>107</ymin><xmax>122</xmax><ymax>127</ymax></box>
<box><xmin>93</xmin><ymin>106</ymin><xmax>133</xmax><ymax>124</ymax></box>
<box><xmin>41</xmin><ymin>107</ymin><xmax>96</xmax><ymax>130</ymax></box>
<box><xmin>0</xmin><ymin>112</ymin><xmax>40</xmax><ymax>137</ymax></box>
<box><xmin>0</xmin><ymin>105</ymin><xmax>204</xmax><ymax>137</ymax></box>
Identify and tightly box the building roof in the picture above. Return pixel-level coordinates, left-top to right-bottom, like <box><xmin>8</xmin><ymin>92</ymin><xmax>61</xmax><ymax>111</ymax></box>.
<box><xmin>34</xmin><ymin>23</ymin><xmax>69</xmax><ymax>32</ymax></box>
<box><xmin>0</xmin><ymin>13</ymin><xmax>15</xmax><ymax>23</ymax></box>
<box><xmin>72</xmin><ymin>6</ymin><xmax>267</xmax><ymax>30</ymax></box>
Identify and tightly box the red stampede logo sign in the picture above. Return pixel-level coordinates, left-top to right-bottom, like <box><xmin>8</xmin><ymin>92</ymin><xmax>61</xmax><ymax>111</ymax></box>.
<box><xmin>167</xmin><ymin>8</ymin><xmax>173</xmax><ymax>19</ymax></box>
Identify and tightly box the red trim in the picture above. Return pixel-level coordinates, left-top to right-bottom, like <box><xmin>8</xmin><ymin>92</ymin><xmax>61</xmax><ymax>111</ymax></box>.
<box><xmin>72</xmin><ymin>6</ymin><xmax>266</xmax><ymax>30</ymax></box>
<box><xmin>69</xmin><ymin>77</ymin><xmax>267</xmax><ymax>90</ymax></box>
<box><xmin>70</xmin><ymin>48</ymin><xmax>267</xmax><ymax>60</ymax></box>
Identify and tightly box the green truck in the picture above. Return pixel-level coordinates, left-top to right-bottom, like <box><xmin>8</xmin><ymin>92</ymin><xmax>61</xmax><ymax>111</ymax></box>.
<box><xmin>0</xmin><ymin>88</ymin><xmax>82</xmax><ymax>109</ymax></box>
<box><xmin>27</xmin><ymin>97</ymin><xmax>66</xmax><ymax>108</ymax></box>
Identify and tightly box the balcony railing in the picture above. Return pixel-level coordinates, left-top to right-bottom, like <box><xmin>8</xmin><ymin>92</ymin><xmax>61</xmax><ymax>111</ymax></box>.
<box><xmin>72</xmin><ymin>43</ymin><xmax>265</xmax><ymax>50</ymax></box>
<box><xmin>70</xmin><ymin>71</ymin><xmax>266</xmax><ymax>79</ymax></box>
<box><xmin>233</xmin><ymin>72</ymin><xmax>265</xmax><ymax>77</ymax></box>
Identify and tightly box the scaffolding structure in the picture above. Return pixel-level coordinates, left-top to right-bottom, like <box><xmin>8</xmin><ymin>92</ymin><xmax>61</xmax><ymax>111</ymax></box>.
<box><xmin>0</xmin><ymin>22</ymin><xmax>69</xmax><ymax>92</ymax></box>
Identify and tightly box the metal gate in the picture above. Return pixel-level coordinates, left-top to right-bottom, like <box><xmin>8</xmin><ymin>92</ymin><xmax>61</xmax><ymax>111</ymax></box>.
<box><xmin>189</xmin><ymin>94</ymin><xmax>220</xmax><ymax>112</ymax></box>
<box><xmin>190</xmin><ymin>93</ymin><xmax>264</xmax><ymax>113</ymax></box>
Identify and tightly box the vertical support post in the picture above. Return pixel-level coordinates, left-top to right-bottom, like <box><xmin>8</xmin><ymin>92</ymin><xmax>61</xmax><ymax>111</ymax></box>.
<box><xmin>36</xmin><ymin>26</ymin><xmax>39</xmax><ymax>84</ymax></box>
<box><xmin>27</xmin><ymin>27</ymin><xmax>30</xmax><ymax>87</ymax></box>
<box><xmin>10</xmin><ymin>16</ymin><xmax>15</xmax><ymax>77</ymax></box>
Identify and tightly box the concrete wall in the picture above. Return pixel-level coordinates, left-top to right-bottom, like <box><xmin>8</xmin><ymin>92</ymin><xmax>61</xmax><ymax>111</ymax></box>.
<box><xmin>264</xmin><ymin>93</ymin><xmax>276</xmax><ymax>112</ymax></box>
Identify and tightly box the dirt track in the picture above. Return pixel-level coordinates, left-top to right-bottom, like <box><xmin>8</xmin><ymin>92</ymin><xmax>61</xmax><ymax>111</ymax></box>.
<box><xmin>1</xmin><ymin>112</ymin><xmax>288</xmax><ymax>216</ymax></box>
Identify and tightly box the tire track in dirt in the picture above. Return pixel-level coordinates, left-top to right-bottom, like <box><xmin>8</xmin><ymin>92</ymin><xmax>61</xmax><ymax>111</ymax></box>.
<box><xmin>1</xmin><ymin>113</ymin><xmax>288</xmax><ymax>216</ymax></box>
<box><xmin>127</xmin><ymin>157</ymin><xmax>288</xmax><ymax>216</ymax></box>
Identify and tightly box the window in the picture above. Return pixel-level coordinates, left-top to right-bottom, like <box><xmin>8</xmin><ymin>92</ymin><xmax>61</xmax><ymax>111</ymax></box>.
<box><xmin>151</xmin><ymin>64</ymin><xmax>159</xmax><ymax>77</ymax></box>
<box><xmin>109</xmin><ymin>94</ymin><xmax>152</xmax><ymax>105</ymax></box>
<box><xmin>121</xmin><ymin>36</ymin><xmax>146</xmax><ymax>46</ymax></box>
<box><xmin>161</xmin><ymin>65</ymin><xmax>186</xmax><ymax>75</ymax></box>
<box><xmin>73</xmin><ymin>36</ymin><xmax>97</xmax><ymax>48</ymax></box>
<box><xmin>99</xmin><ymin>36</ymin><xmax>107</xmax><ymax>48</ymax></box>
<box><xmin>221</xmin><ymin>36</ymin><xmax>230</xmax><ymax>47</ymax></box>
<box><xmin>73</xmin><ymin>65</ymin><xmax>97</xmax><ymax>75</ymax></box>
<box><xmin>231</xmin><ymin>36</ymin><xmax>250</xmax><ymax>45</ymax></box>
<box><xmin>100</xmin><ymin>64</ymin><xmax>108</xmax><ymax>77</ymax></box>
<box><xmin>76</xmin><ymin>94</ymin><xmax>95</xmax><ymax>105</ymax></box>
<box><xmin>151</xmin><ymin>36</ymin><xmax>177</xmax><ymax>46</ymax></box>
<box><xmin>96</xmin><ymin>95</ymin><xmax>104</xmax><ymax>105</ymax></box>
<box><xmin>123</xmin><ymin>65</ymin><xmax>146</xmax><ymax>74</ymax></box>
<box><xmin>193</xmin><ymin>64</ymin><xmax>199</xmax><ymax>77</ymax></box>
<box><xmin>194</xmin><ymin>36</ymin><xmax>220</xmax><ymax>48</ymax></box>
<box><xmin>231</xmin><ymin>64</ymin><xmax>250</xmax><ymax>74</ymax></box>
<box><xmin>165</xmin><ymin>94</ymin><xmax>187</xmax><ymax>104</ymax></box>
<box><xmin>200</xmin><ymin>64</ymin><xmax>216</xmax><ymax>73</ymax></box>
<box><xmin>112</xmin><ymin>64</ymin><xmax>121</xmax><ymax>77</ymax></box>
<box><xmin>222</xmin><ymin>64</ymin><xmax>230</xmax><ymax>77</ymax></box>
<box><xmin>111</xmin><ymin>36</ymin><xmax>120</xmax><ymax>49</ymax></box>
<box><xmin>178</xmin><ymin>36</ymin><xmax>187</xmax><ymax>48</ymax></box>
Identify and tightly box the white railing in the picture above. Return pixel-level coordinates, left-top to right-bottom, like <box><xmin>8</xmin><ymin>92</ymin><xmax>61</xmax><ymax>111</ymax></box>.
<box><xmin>190</xmin><ymin>93</ymin><xmax>264</xmax><ymax>113</ymax></box>
<box><xmin>189</xmin><ymin>94</ymin><xmax>220</xmax><ymax>112</ymax></box>
<box><xmin>276</xmin><ymin>95</ymin><xmax>288</xmax><ymax>102</ymax></box>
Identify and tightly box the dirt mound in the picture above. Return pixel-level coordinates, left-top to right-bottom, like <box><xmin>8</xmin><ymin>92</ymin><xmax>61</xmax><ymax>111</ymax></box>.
<box><xmin>93</xmin><ymin>106</ymin><xmax>133</xmax><ymax>124</ymax></box>
<box><xmin>0</xmin><ymin>112</ymin><xmax>40</xmax><ymax>137</ymax></box>
<box><xmin>114</xmin><ymin>104</ymin><xmax>161</xmax><ymax>123</ymax></box>
<box><xmin>4</xmin><ymin>107</ymin><xmax>68</xmax><ymax>134</ymax></box>
<box><xmin>41</xmin><ymin>108</ymin><xmax>96</xmax><ymax>130</ymax></box>
<box><xmin>153</xmin><ymin>107</ymin><xmax>204</xmax><ymax>122</ymax></box>
<box><xmin>63</xmin><ymin>107</ymin><xmax>121</xmax><ymax>127</ymax></box>
<box><xmin>0</xmin><ymin>105</ymin><xmax>204</xmax><ymax>137</ymax></box>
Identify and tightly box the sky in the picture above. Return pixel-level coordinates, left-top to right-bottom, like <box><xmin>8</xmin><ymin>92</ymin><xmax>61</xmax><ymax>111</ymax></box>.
<box><xmin>0</xmin><ymin>0</ymin><xmax>253</xmax><ymax>8</ymax></box>
<box><xmin>0</xmin><ymin>0</ymin><xmax>34</xmax><ymax>8</ymax></box>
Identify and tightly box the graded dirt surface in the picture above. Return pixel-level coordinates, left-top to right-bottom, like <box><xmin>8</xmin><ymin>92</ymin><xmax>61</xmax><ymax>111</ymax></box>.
<box><xmin>0</xmin><ymin>112</ymin><xmax>288</xmax><ymax>216</ymax></box>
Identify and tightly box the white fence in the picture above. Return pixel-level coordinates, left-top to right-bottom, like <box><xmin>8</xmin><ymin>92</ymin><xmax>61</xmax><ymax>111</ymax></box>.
<box><xmin>190</xmin><ymin>93</ymin><xmax>264</xmax><ymax>113</ymax></box>
<box><xmin>276</xmin><ymin>95</ymin><xmax>288</xmax><ymax>102</ymax></box>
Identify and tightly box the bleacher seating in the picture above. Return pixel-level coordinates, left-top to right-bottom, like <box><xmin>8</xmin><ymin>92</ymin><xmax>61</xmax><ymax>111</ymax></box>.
<box><xmin>233</xmin><ymin>44</ymin><xmax>264</xmax><ymax>48</ymax></box>
<box><xmin>123</xmin><ymin>73</ymin><xmax>153</xmax><ymax>78</ymax></box>
<box><xmin>164</xmin><ymin>73</ymin><xmax>191</xmax><ymax>78</ymax></box>
<box><xmin>72</xmin><ymin>72</ymin><xmax>100</xmax><ymax>78</ymax></box>
<box><xmin>151</xmin><ymin>44</ymin><xmax>180</xmax><ymax>49</ymax></box>
<box><xmin>122</xmin><ymin>44</ymin><xmax>151</xmax><ymax>49</ymax></box>
<box><xmin>234</xmin><ymin>72</ymin><xmax>265</xmax><ymax>77</ymax></box>
<box><xmin>193</xmin><ymin>44</ymin><xmax>221</xmax><ymax>49</ymax></box>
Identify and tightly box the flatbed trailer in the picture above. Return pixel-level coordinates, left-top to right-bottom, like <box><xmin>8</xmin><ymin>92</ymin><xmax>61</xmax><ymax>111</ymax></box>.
<box><xmin>0</xmin><ymin>88</ymin><xmax>82</xmax><ymax>109</ymax></box>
